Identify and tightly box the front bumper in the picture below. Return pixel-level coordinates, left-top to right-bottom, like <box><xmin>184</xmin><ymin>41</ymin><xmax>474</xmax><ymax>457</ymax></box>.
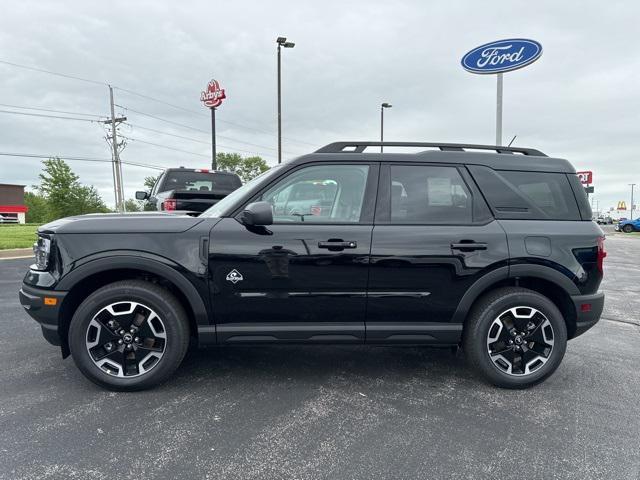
<box><xmin>570</xmin><ymin>291</ymin><xmax>605</xmax><ymax>338</ymax></box>
<box><xmin>19</xmin><ymin>283</ymin><xmax>67</xmax><ymax>346</ymax></box>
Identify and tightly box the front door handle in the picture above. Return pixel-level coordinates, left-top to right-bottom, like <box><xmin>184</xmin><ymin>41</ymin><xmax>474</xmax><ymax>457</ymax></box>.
<box><xmin>451</xmin><ymin>242</ymin><xmax>487</xmax><ymax>252</ymax></box>
<box><xmin>318</xmin><ymin>240</ymin><xmax>357</xmax><ymax>250</ymax></box>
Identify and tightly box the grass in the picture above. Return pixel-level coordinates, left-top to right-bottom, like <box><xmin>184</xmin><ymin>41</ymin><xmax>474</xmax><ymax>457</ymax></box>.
<box><xmin>0</xmin><ymin>224</ymin><xmax>40</xmax><ymax>249</ymax></box>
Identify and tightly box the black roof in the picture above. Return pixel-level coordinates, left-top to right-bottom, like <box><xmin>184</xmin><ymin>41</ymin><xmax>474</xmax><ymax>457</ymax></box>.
<box><xmin>293</xmin><ymin>141</ymin><xmax>576</xmax><ymax>173</ymax></box>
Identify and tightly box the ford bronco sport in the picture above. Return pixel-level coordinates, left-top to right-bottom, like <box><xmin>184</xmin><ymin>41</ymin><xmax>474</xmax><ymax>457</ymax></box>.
<box><xmin>19</xmin><ymin>141</ymin><xmax>605</xmax><ymax>390</ymax></box>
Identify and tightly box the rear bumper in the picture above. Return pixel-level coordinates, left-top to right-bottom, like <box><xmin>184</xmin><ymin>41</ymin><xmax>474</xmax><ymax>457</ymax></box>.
<box><xmin>570</xmin><ymin>291</ymin><xmax>605</xmax><ymax>339</ymax></box>
<box><xmin>18</xmin><ymin>283</ymin><xmax>67</xmax><ymax>346</ymax></box>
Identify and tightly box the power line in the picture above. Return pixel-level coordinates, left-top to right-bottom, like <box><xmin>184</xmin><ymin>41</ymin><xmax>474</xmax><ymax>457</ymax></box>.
<box><xmin>0</xmin><ymin>59</ymin><xmax>106</xmax><ymax>86</ymax></box>
<box><xmin>127</xmin><ymin>123</ymin><xmax>210</xmax><ymax>145</ymax></box>
<box><xmin>119</xmin><ymin>105</ymin><xmax>296</xmax><ymax>154</ymax></box>
<box><xmin>114</xmin><ymin>86</ymin><xmax>317</xmax><ymax>147</ymax></box>
<box><xmin>0</xmin><ymin>151</ymin><xmax>165</xmax><ymax>170</ymax></box>
<box><xmin>0</xmin><ymin>103</ymin><xmax>104</xmax><ymax>118</ymax></box>
<box><xmin>0</xmin><ymin>109</ymin><xmax>102</xmax><ymax>123</ymax></box>
<box><xmin>122</xmin><ymin>136</ymin><xmax>210</xmax><ymax>158</ymax></box>
<box><xmin>1</xmin><ymin>58</ymin><xmax>318</xmax><ymax>148</ymax></box>
<box><xmin>126</xmin><ymin>120</ymin><xmax>281</xmax><ymax>156</ymax></box>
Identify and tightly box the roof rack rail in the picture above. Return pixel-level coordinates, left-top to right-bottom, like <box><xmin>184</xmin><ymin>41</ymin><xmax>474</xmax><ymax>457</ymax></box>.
<box><xmin>315</xmin><ymin>141</ymin><xmax>547</xmax><ymax>157</ymax></box>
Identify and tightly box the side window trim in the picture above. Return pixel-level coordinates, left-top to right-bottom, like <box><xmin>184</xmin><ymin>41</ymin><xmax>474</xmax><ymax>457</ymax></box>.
<box><xmin>375</xmin><ymin>162</ymin><xmax>481</xmax><ymax>226</ymax></box>
<box><xmin>234</xmin><ymin>162</ymin><xmax>379</xmax><ymax>225</ymax></box>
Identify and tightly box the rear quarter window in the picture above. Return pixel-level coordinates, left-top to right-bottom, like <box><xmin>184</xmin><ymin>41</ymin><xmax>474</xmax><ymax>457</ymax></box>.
<box><xmin>468</xmin><ymin>166</ymin><xmax>581</xmax><ymax>220</ymax></box>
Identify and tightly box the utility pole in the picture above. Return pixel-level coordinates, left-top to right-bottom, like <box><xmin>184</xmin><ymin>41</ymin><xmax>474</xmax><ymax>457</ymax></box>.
<box><xmin>380</xmin><ymin>103</ymin><xmax>392</xmax><ymax>153</ymax></box>
<box><xmin>630</xmin><ymin>183</ymin><xmax>636</xmax><ymax>220</ymax></box>
<box><xmin>102</xmin><ymin>85</ymin><xmax>127</xmax><ymax>212</ymax></box>
<box><xmin>276</xmin><ymin>36</ymin><xmax>295</xmax><ymax>164</ymax></box>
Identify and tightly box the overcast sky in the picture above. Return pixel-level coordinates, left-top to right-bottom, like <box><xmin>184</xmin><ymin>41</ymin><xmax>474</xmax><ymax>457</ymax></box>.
<box><xmin>0</xmin><ymin>0</ymin><xmax>637</xmax><ymax>213</ymax></box>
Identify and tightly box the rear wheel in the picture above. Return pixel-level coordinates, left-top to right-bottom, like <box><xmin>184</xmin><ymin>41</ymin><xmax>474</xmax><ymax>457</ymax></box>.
<box><xmin>623</xmin><ymin>224</ymin><xmax>634</xmax><ymax>233</ymax></box>
<box><xmin>463</xmin><ymin>287</ymin><xmax>567</xmax><ymax>389</ymax></box>
<box><xmin>68</xmin><ymin>280</ymin><xmax>189</xmax><ymax>391</ymax></box>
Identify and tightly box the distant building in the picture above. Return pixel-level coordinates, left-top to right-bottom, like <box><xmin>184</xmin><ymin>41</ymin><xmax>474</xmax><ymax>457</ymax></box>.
<box><xmin>0</xmin><ymin>184</ymin><xmax>28</xmax><ymax>224</ymax></box>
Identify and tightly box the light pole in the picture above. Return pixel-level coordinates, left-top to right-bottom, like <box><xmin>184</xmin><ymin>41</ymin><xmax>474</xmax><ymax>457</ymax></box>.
<box><xmin>277</xmin><ymin>36</ymin><xmax>295</xmax><ymax>164</ymax></box>
<box><xmin>630</xmin><ymin>183</ymin><xmax>636</xmax><ymax>220</ymax></box>
<box><xmin>380</xmin><ymin>102</ymin><xmax>392</xmax><ymax>153</ymax></box>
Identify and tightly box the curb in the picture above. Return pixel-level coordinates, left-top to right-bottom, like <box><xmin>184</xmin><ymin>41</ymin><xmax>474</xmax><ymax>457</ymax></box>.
<box><xmin>0</xmin><ymin>248</ymin><xmax>33</xmax><ymax>260</ymax></box>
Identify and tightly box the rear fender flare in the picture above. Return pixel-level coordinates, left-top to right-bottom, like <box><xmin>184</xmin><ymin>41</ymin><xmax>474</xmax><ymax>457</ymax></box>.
<box><xmin>452</xmin><ymin>263</ymin><xmax>580</xmax><ymax>324</ymax></box>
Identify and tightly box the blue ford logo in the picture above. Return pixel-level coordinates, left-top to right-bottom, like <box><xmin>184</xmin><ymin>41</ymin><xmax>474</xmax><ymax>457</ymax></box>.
<box><xmin>461</xmin><ymin>39</ymin><xmax>542</xmax><ymax>74</ymax></box>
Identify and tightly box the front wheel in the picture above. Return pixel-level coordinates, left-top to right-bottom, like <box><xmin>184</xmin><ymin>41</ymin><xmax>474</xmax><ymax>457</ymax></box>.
<box><xmin>462</xmin><ymin>287</ymin><xmax>567</xmax><ymax>389</ymax></box>
<box><xmin>68</xmin><ymin>280</ymin><xmax>190</xmax><ymax>391</ymax></box>
<box><xmin>623</xmin><ymin>224</ymin><xmax>635</xmax><ymax>233</ymax></box>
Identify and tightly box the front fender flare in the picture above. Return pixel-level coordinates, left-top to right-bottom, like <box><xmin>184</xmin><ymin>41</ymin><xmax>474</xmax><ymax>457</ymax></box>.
<box><xmin>57</xmin><ymin>254</ymin><xmax>210</xmax><ymax>327</ymax></box>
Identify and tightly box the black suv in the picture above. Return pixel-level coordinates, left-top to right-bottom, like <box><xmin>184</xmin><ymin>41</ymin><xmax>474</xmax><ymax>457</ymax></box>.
<box><xmin>19</xmin><ymin>142</ymin><xmax>605</xmax><ymax>391</ymax></box>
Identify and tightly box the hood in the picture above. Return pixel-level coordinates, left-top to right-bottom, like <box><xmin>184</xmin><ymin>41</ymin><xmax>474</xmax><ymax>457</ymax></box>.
<box><xmin>38</xmin><ymin>212</ymin><xmax>206</xmax><ymax>235</ymax></box>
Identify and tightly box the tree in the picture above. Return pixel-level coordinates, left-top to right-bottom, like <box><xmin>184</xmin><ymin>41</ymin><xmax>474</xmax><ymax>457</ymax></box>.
<box><xmin>24</xmin><ymin>191</ymin><xmax>50</xmax><ymax>223</ymax></box>
<box><xmin>124</xmin><ymin>198</ymin><xmax>142</xmax><ymax>212</ymax></box>
<box><xmin>216</xmin><ymin>152</ymin><xmax>269</xmax><ymax>182</ymax></box>
<box><xmin>144</xmin><ymin>175</ymin><xmax>159</xmax><ymax>191</ymax></box>
<box><xmin>34</xmin><ymin>157</ymin><xmax>109</xmax><ymax>221</ymax></box>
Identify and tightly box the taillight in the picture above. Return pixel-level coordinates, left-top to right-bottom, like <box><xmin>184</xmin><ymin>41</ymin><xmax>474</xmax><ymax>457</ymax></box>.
<box><xmin>162</xmin><ymin>199</ymin><xmax>177</xmax><ymax>211</ymax></box>
<box><xmin>597</xmin><ymin>236</ymin><xmax>606</xmax><ymax>273</ymax></box>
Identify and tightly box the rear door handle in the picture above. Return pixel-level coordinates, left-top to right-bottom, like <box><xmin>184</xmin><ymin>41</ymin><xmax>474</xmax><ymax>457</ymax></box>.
<box><xmin>451</xmin><ymin>242</ymin><xmax>487</xmax><ymax>251</ymax></box>
<box><xmin>318</xmin><ymin>240</ymin><xmax>357</xmax><ymax>250</ymax></box>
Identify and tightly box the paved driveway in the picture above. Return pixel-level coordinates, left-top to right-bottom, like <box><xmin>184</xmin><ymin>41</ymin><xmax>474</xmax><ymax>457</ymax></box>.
<box><xmin>0</xmin><ymin>234</ymin><xmax>638</xmax><ymax>480</ymax></box>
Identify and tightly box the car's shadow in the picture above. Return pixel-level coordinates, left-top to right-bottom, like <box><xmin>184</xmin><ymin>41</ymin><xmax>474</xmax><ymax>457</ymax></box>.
<box><xmin>172</xmin><ymin>344</ymin><xmax>474</xmax><ymax>388</ymax></box>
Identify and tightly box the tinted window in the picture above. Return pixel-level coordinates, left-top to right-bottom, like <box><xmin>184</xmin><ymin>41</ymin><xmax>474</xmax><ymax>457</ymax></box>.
<box><xmin>468</xmin><ymin>166</ymin><xmax>581</xmax><ymax>220</ymax></box>
<box><xmin>161</xmin><ymin>171</ymin><xmax>240</xmax><ymax>193</ymax></box>
<box><xmin>389</xmin><ymin>165</ymin><xmax>472</xmax><ymax>224</ymax></box>
<box><xmin>260</xmin><ymin>164</ymin><xmax>369</xmax><ymax>223</ymax></box>
<box><xmin>567</xmin><ymin>174</ymin><xmax>592</xmax><ymax>220</ymax></box>
<box><xmin>499</xmin><ymin>171</ymin><xmax>580</xmax><ymax>220</ymax></box>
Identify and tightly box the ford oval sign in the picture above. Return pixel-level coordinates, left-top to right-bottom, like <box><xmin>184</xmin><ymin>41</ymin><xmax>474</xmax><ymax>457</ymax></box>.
<box><xmin>461</xmin><ymin>39</ymin><xmax>542</xmax><ymax>74</ymax></box>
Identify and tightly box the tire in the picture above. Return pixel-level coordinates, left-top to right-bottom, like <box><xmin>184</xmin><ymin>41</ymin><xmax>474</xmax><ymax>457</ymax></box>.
<box><xmin>68</xmin><ymin>280</ymin><xmax>190</xmax><ymax>391</ymax></box>
<box><xmin>462</xmin><ymin>287</ymin><xmax>567</xmax><ymax>389</ymax></box>
<box><xmin>623</xmin><ymin>224</ymin><xmax>634</xmax><ymax>233</ymax></box>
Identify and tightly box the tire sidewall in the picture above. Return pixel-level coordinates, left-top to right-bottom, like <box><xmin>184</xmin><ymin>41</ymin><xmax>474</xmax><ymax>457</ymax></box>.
<box><xmin>466</xmin><ymin>290</ymin><xmax>567</xmax><ymax>388</ymax></box>
<box><xmin>623</xmin><ymin>224</ymin><xmax>634</xmax><ymax>233</ymax></box>
<box><xmin>68</xmin><ymin>282</ymin><xmax>188</xmax><ymax>391</ymax></box>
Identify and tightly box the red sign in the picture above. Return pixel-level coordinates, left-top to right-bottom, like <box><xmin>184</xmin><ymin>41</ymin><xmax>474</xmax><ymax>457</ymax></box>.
<box><xmin>576</xmin><ymin>171</ymin><xmax>593</xmax><ymax>185</ymax></box>
<box><xmin>200</xmin><ymin>79</ymin><xmax>226</xmax><ymax>108</ymax></box>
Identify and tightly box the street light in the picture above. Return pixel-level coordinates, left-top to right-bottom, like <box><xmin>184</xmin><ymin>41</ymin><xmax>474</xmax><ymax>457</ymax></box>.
<box><xmin>380</xmin><ymin>102</ymin><xmax>392</xmax><ymax>153</ymax></box>
<box><xmin>630</xmin><ymin>183</ymin><xmax>636</xmax><ymax>220</ymax></box>
<box><xmin>277</xmin><ymin>36</ymin><xmax>295</xmax><ymax>164</ymax></box>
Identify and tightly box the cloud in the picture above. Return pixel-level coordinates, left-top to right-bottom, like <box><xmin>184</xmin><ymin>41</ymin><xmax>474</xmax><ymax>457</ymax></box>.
<box><xmin>0</xmin><ymin>0</ymin><xmax>637</xmax><ymax>212</ymax></box>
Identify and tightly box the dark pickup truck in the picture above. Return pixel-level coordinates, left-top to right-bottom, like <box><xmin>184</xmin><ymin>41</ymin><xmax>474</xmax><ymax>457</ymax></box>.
<box><xmin>136</xmin><ymin>167</ymin><xmax>242</xmax><ymax>212</ymax></box>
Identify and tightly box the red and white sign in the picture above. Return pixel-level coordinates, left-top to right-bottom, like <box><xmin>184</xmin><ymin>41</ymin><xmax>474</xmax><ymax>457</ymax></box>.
<box><xmin>200</xmin><ymin>79</ymin><xmax>226</xmax><ymax>108</ymax></box>
<box><xmin>576</xmin><ymin>171</ymin><xmax>593</xmax><ymax>185</ymax></box>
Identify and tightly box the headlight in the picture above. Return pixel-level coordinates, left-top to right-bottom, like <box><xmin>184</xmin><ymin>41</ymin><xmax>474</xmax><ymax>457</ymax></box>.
<box><xmin>33</xmin><ymin>236</ymin><xmax>52</xmax><ymax>271</ymax></box>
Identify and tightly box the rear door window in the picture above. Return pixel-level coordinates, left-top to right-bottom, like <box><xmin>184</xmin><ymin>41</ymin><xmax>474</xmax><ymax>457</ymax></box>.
<box><xmin>388</xmin><ymin>165</ymin><xmax>473</xmax><ymax>224</ymax></box>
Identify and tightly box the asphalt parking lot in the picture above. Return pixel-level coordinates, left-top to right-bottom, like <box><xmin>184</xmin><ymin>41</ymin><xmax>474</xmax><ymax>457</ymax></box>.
<box><xmin>1</xmin><ymin>231</ymin><xmax>639</xmax><ymax>480</ymax></box>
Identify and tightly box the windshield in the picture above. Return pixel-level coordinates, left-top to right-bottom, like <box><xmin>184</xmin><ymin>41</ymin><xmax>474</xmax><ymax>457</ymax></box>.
<box><xmin>200</xmin><ymin>165</ymin><xmax>284</xmax><ymax>218</ymax></box>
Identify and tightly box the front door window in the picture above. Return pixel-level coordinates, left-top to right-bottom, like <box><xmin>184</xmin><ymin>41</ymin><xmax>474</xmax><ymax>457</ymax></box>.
<box><xmin>260</xmin><ymin>164</ymin><xmax>370</xmax><ymax>223</ymax></box>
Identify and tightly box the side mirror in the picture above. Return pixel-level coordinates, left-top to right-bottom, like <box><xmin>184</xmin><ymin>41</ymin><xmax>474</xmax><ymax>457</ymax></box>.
<box><xmin>240</xmin><ymin>201</ymin><xmax>273</xmax><ymax>226</ymax></box>
<box><xmin>135</xmin><ymin>191</ymin><xmax>149</xmax><ymax>200</ymax></box>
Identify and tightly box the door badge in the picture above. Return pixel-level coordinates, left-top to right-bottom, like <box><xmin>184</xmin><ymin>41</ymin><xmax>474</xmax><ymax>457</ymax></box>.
<box><xmin>226</xmin><ymin>269</ymin><xmax>243</xmax><ymax>284</ymax></box>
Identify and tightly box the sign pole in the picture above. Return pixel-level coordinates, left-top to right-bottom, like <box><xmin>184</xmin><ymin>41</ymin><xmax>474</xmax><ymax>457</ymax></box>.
<box><xmin>496</xmin><ymin>72</ymin><xmax>503</xmax><ymax>146</ymax></box>
<box><xmin>211</xmin><ymin>107</ymin><xmax>217</xmax><ymax>170</ymax></box>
